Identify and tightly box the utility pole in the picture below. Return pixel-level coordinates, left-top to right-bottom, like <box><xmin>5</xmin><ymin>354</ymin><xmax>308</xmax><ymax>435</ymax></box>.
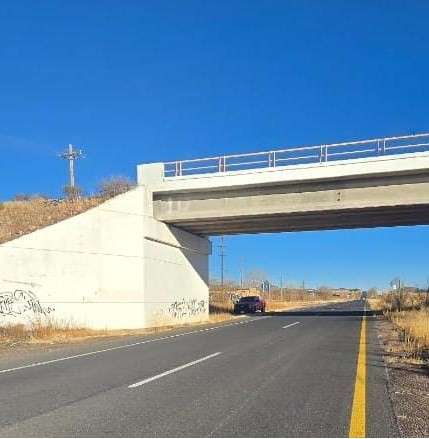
<box><xmin>398</xmin><ymin>278</ymin><xmax>403</xmax><ymax>311</ymax></box>
<box><xmin>390</xmin><ymin>277</ymin><xmax>402</xmax><ymax>311</ymax></box>
<box><xmin>219</xmin><ymin>236</ymin><xmax>226</xmax><ymax>291</ymax></box>
<box><xmin>59</xmin><ymin>144</ymin><xmax>85</xmax><ymax>189</ymax></box>
<box><xmin>239</xmin><ymin>257</ymin><xmax>244</xmax><ymax>288</ymax></box>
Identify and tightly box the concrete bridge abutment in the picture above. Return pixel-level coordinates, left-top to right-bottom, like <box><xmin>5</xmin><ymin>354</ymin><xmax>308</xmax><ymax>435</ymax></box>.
<box><xmin>0</xmin><ymin>164</ymin><xmax>210</xmax><ymax>330</ymax></box>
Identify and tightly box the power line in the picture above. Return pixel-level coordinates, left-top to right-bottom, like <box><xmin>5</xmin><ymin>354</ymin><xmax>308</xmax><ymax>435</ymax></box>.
<box><xmin>59</xmin><ymin>144</ymin><xmax>85</xmax><ymax>188</ymax></box>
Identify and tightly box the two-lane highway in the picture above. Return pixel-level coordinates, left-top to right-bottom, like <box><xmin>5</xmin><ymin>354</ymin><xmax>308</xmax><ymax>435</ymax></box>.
<box><xmin>0</xmin><ymin>300</ymin><xmax>398</xmax><ymax>437</ymax></box>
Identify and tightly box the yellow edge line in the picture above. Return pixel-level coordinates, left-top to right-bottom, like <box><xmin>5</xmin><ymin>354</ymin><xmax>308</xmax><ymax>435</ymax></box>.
<box><xmin>349</xmin><ymin>313</ymin><xmax>366</xmax><ymax>437</ymax></box>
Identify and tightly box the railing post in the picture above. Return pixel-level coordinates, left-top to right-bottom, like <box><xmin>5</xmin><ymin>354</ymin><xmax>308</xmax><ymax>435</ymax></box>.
<box><xmin>273</xmin><ymin>151</ymin><xmax>276</xmax><ymax>167</ymax></box>
<box><xmin>223</xmin><ymin>156</ymin><xmax>227</xmax><ymax>172</ymax></box>
<box><xmin>320</xmin><ymin>145</ymin><xmax>324</xmax><ymax>163</ymax></box>
<box><xmin>382</xmin><ymin>139</ymin><xmax>386</xmax><ymax>154</ymax></box>
<box><xmin>325</xmin><ymin>145</ymin><xmax>328</xmax><ymax>163</ymax></box>
<box><xmin>376</xmin><ymin>140</ymin><xmax>380</xmax><ymax>155</ymax></box>
<box><xmin>179</xmin><ymin>161</ymin><xmax>182</xmax><ymax>176</ymax></box>
<box><xmin>218</xmin><ymin>157</ymin><xmax>222</xmax><ymax>173</ymax></box>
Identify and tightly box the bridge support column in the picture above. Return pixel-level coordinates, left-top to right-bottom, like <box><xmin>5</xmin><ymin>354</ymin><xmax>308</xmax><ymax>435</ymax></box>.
<box><xmin>139</xmin><ymin>163</ymin><xmax>211</xmax><ymax>326</ymax></box>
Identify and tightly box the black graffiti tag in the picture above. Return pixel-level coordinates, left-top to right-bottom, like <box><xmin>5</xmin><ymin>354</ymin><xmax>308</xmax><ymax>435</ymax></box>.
<box><xmin>0</xmin><ymin>290</ymin><xmax>54</xmax><ymax>317</ymax></box>
<box><xmin>168</xmin><ymin>298</ymin><xmax>207</xmax><ymax>319</ymax></box>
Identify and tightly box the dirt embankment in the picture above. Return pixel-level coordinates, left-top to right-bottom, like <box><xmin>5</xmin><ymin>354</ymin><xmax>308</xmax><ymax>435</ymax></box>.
<box><xmin>0</xmin><ymin>198</ymin><xmax>104</xmax><ymax>244</ymax></box>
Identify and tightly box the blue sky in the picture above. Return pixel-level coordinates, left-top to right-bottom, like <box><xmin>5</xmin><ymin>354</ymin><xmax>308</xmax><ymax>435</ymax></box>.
<box><xmin>1</xmin><ymin>1</ymin><xmax>428</xmax><ymax>289</ymax></box>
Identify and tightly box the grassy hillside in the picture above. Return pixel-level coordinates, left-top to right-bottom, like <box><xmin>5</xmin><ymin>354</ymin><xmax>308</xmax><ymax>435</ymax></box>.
<box><xmin>0</xmin><ymin>197</ymin><xmax>104</xmax><ymax>245</ymax></box>
<box><xmin>0</xmin><ymin>177</ymin><xmax>136</xmax><ymax>245</ymax></box>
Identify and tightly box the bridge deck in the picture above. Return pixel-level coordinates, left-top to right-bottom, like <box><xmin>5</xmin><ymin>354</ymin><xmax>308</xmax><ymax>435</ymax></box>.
<box><xmin>149</xmin><ymin>152</ymin><xmax>429</xmax><ymax>236</ymax></box>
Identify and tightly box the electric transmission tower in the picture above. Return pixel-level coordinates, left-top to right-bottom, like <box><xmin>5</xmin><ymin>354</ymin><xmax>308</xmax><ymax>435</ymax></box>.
<box><xmin>59</xmin><ymin>144</ymin><xmax>85</xmax><ymax>189</ymax></box>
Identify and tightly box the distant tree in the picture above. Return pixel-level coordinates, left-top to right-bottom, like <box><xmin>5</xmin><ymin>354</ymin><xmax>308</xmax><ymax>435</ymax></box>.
<box><xmin>98</xmin><ymin>176</ymin><xmax>135</xmax><ymax>199</ymax></box>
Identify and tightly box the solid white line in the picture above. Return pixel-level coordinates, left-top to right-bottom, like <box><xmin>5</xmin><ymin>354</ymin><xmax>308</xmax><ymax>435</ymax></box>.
<box><xmin>129</xmin><ymin>352</ymin><xmax>221</xmax><ymax>388</ymax></box>
<box><xmin>282</xmin><ymin>321</ymin><xmax>301</xmax><ymax>329</ymax></box>
<box><xmin>0</xmin><ymin>316</ymin><xmax>270</xmax><ymax>375</ymax></box>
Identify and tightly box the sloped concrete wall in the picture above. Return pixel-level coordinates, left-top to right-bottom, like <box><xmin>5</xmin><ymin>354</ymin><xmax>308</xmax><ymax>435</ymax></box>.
<box><xmin>0</xmin><ymin>181</ymin><xmax>210</xmax><ymax>329</ymax></box>
<box><xmin>142</xmin><ymin>225</ymin><xmax>210</xmax><ymax>327</ymax></box>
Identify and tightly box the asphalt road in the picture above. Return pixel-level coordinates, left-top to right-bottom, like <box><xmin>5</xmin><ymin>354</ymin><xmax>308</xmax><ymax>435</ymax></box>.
<box><xmin>0</xmin><ymin>300</ymin><xmax>398</xmax><ymax>437</ymax></box>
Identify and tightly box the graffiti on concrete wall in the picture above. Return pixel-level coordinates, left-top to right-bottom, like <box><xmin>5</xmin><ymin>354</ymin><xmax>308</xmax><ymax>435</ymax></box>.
<box><xmin>226</xmin><ymin>291</ymin><xmax>241</xmax><ymax>303</ymax></box>
<box><xmin>168</xmin><ymin>298</ymin><xmax>207</xmax><ymax>319</ymax></box>
<box><xmin>0</xmin><ymin>290</ymin><xmax>54</xmax><ymax>318</ymax></box>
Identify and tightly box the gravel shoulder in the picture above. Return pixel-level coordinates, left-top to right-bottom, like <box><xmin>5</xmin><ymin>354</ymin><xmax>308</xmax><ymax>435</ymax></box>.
<box><xmin>377</xmin><ymin>317</ymin><xmax>429</xmax><ymax>437</ymax></box>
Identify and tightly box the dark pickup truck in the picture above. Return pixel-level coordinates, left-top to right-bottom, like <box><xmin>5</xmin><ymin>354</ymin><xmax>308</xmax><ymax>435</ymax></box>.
<box><xmin>234</xmin><ymin>296</ymin><xmax>266</xmax><ymax>314</ymax></box>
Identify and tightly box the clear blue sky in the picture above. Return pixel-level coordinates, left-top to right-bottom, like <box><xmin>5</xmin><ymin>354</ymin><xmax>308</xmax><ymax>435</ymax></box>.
<box><xmin>1</xmin><ymin>1</ymin><xmax>428</xmax><ymax>289</ymax></box>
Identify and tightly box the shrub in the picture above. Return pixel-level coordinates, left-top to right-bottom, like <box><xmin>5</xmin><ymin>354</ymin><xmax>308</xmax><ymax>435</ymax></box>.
<box><xmin>98</xmin><ymin>176</ymin><xmax>135</xmax><ymax>199</ymax></box>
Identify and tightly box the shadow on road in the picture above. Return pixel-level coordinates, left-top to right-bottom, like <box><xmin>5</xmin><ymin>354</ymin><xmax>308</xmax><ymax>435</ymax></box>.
<box><xmin>264</xmin><ymin>309</ymin><xmax>381</xmax><ymax>317</ymax></box>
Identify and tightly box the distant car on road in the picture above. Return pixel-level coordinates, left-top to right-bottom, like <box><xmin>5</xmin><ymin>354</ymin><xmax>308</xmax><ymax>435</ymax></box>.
<box><xmin>234</xmin><ymin>296</ymin><xmax>266</xmax><ymax>314</ymax></box>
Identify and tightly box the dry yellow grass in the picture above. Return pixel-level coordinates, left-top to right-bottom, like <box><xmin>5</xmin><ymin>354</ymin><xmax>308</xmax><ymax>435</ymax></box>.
<box><xmin>208</xmin><ymin>312</ymin><xmax>239</xmax><ymax>323</ymax></box>
<box><xmin>388</xmin><ymin>308</ymin><xmax>429</xmax><ymax>360</ymax></box>
<box><xmin>370</xmin><ymin>291</ymin><xmax>428</xmax><ymax>312</ymax></box>
<box><xmin>0</xmin><ymin>316</ymin><xmax>242</xmax><ymax>348</ymax></box>
<box><xmin>371</xmin><ymin>292</ymin><xmax>429</xmax><ymax>362</ymax></box>
<box><xmin>0</xmin><ymin>197</ymin><xmax>104</xmax><ymax>244</ymax></box>
<box><xmin>0</xmin><ymin>318</ymin><xmax>105</xmax><ymax>346</ymax></box>
<box><xmin>367</xmin><ymin>297</ymin><xmax>384</xmax><ymax>311</ymax></box>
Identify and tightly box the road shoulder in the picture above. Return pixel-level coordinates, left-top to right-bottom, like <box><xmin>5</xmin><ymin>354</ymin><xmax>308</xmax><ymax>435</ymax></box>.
<box><xmin>376</xmin><ymin>317</ymin><xmax>429</xmax><ymax>437</ymax></box>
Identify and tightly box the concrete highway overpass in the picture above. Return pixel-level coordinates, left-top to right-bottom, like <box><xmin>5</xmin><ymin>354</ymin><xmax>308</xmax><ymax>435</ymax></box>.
<box><xmin>148</xmin><ymin>149</ymin><xmax>429</xmax><ymax>235</ymax></box>
<box><xmin>1</xmin><ymin>133</ymin><xmax>429</xmax><ymax>329</ymax></box>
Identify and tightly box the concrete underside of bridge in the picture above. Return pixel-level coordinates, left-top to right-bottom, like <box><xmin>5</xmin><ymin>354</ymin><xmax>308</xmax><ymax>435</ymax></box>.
<box><xmin>160</xmin><ymin>205</ymin><xmax>429</xmax><ymax>235</ymax></box>
<box><xmin>149</xmin><ymin>153</ymin><xmax>429</xmax><ymax>235</ymax></box>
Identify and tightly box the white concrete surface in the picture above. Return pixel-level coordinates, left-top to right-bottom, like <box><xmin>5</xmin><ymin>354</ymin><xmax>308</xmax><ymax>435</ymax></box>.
<box><xmin>0</xmin><ymin>184</ymin><xmax>210</xmax><ymax>330</ymax></box>
<box><xmin>149</xmin><ymin>151</ymin><xmax>429</xmax><ymax>193</ymax></box>
<box><xmin>146</xmin><ymin>152</ymin><xmax>429</xmax><ymax>234</ymax></box>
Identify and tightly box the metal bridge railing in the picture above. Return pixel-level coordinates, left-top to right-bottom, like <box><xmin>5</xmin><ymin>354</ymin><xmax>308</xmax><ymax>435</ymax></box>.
<box><xmin>164</xmin><ymin>133</ymin><xmax>429</xmax><ymax>178</ymax></box>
